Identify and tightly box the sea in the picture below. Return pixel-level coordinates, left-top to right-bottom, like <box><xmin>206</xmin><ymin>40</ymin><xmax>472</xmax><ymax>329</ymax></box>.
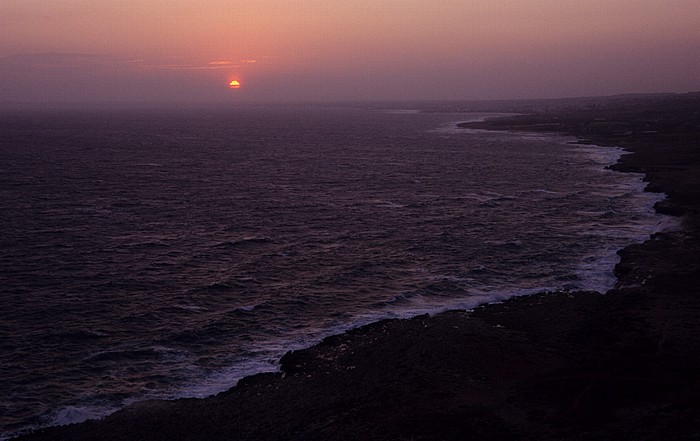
<box><xmin>0</xmin><ymin>104</ymin><xmax>675</xmax><ymax>439</ymax></box>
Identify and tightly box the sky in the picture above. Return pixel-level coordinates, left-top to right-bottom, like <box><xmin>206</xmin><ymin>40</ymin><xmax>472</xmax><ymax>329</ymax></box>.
<box><xmin>1</xmin><ymin>0</ymin><xmax>699</xmax><ymax>103</ymax></box>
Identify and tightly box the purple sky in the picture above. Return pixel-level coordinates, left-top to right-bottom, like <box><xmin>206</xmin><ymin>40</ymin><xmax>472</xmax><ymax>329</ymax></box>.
<box><xmin>2</xmin><ymin>1</ymin><xmax>699</xmax><ymax>103</ymax></box>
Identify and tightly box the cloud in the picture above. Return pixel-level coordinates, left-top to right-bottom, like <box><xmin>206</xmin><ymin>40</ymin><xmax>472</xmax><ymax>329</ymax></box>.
<box><xmin>0</xmin><ymin>53</ymin><xmax>258</xmax><ymax>72</ymax></box>
<box><xmin>1</xmin><ymin>52</ymin><xmax>102</xmax><ymax>67</ymax></box>
<box><xmin>133</xmin><ymin>59</ymin><xmax>263</xmax><ymax>70</ymax></box>
<box><xmin>137</xmin><ymin>62</ymin><xmax>240</xmax><ymax>70</ymax></box>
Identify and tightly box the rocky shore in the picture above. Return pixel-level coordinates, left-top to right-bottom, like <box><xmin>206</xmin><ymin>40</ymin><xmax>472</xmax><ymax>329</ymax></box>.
<box><xmin>15</xmin><ymin>93</ymin><xmax>700</xmax><ymax>440</ymax></box>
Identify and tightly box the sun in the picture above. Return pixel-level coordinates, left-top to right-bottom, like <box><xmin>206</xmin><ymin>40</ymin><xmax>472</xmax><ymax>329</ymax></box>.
<box><xmin>229</xmin><ymin>80</ymin><xmax>241</xmax><ymax>89</ymax></box>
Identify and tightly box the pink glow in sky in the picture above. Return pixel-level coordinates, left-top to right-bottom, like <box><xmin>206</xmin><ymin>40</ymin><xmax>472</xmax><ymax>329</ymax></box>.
<box><xmin>1</xmin><ymin>0</ymin><xmax>699</xmax><ymax>103</ymax></box>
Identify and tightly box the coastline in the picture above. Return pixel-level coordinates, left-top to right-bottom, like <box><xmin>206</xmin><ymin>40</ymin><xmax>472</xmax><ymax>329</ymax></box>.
<box><xmin>14</xmin><ymin>93</ymin><xmax>700</xmax><ymax>440</ymax></box>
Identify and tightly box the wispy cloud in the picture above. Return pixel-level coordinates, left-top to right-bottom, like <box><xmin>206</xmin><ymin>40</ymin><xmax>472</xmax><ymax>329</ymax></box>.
<box><xmin>1</xmin><ymin>53</ymin><xmax>258</xmax><ymax>71</ymax></box>
<box><xmin>137</xmin><ymin>63</ymin><xmax>240</xmax><ymax>70</ymax></box>
<box><xmin>1</xmin><ymin>52</ymin><xmax>103</xmax><ymax>67</ymax></box>
<box><xmin>134</xmin><ymin>59</ymin><xmax>263</xmax><ymax>70</ymax></box>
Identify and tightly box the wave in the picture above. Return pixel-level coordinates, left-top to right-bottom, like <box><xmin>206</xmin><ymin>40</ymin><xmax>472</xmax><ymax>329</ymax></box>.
<box><xmin>429</xmin><ymin>113</ymin><xmax>517</xmax><ymax>134</ymax></box>
<box><xmin>212</xmin><ymin>237</ymin><xmax>274</xmax><ymax>248</ymax></box>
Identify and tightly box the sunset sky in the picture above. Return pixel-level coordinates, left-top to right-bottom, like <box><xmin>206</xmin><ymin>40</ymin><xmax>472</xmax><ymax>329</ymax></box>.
<box><xmin>1</xmin><ymin>0</ymin><xmax>699</xmax><ymax>103</ymax></box>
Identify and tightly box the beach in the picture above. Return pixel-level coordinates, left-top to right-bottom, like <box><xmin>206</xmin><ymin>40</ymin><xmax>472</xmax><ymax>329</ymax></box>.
<box><xmin>14</xmin><ymin>93</ymin><xmax>700</xmax><ymax>440</ymax></box>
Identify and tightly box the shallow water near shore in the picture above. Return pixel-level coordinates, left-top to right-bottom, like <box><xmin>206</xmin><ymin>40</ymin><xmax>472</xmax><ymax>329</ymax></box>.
<box><xmin>0</xmin><ymin>105</ymin><xmax>673</xmax><ymax>439</ymax></box>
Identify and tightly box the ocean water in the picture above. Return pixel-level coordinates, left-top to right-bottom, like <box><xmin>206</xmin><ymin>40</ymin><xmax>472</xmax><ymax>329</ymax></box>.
<box><xmin>0</xmin><ymin>105</ymin><xmax>673</xmax><ymax>439</ymax></box>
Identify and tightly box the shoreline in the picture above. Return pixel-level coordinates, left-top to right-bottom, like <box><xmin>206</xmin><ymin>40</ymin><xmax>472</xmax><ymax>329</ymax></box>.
<box><xmin>3</xmin><ymin>115</ymin><xmax>652</xmax><ymax>440</ymax></box>
<box><xmin>14</xmin><ymin>93</ymin><xmax>700</xmax><ymax>440</ymax></box>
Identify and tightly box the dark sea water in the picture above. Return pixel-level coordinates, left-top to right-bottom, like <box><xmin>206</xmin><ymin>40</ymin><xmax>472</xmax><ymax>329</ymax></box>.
<box><xmin>0</xmin><ymin>105</ymin><xmax>673</xmax><ymax>439</ymax></box>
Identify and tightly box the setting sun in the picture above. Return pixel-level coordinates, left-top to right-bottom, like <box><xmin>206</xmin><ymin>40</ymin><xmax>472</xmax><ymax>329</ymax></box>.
<box><xmin>229</xmin><ymin>80</ymin><xmax>241</xmax><ymax>89</ymax></box>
